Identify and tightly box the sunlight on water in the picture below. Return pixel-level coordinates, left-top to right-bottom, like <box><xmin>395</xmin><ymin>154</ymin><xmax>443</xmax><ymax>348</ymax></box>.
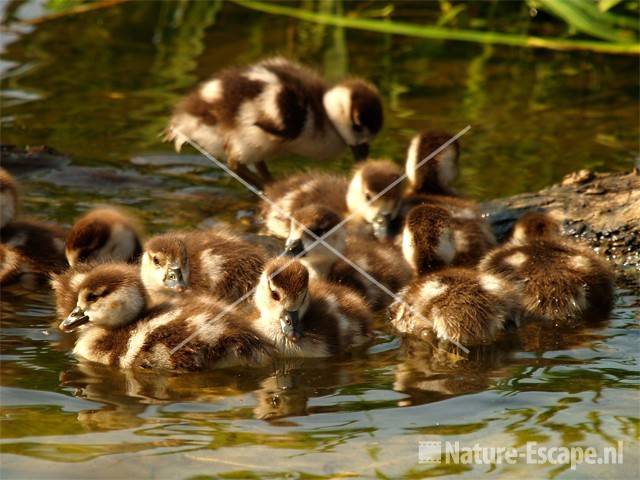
<box><xmin>0</xmin><ymin>1</ymin><xmax>638</xmax><ymax>478</ymax></box>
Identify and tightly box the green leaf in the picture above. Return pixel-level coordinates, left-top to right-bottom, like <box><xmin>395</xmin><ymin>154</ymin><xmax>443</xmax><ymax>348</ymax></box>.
<box><xmin>599</xmin><ymin>0</ymin><xmax>624</xmax><ymax>12</ymax></box>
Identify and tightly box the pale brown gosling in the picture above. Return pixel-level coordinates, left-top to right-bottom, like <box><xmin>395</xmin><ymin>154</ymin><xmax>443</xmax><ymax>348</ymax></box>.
<box><xmin>405</xmin><ymin>130</ymin><xmax>460</xmax><ymax>196</ymax></box>
<box><xmin>0</xmin><ymin>168</ymin><xmax>66</xmax><ymax>286</ymax></box>
<box><xmin>479</xmin><ymin>212</ymin><xmax>615</xmax><ymax>324</ymax></box>
<box><xmin>401</xmin><ymin>204</ymin><xmax>495</xmax><ymax>273</ymax></box>
<box><xmin>141</xmin><ymin>228</ymin><xmax>266</xmax><ymax>304</ymax></box>
<box><xmin>166</xmin><ymin>57</ymin><xmax>383</xmax><ymax>187</ymax></box>
<box><xmin>390</xmin><ymin>268</ymin><xmax>519</xmax><ymax>347</ymax></box>
<box><xmin>251</xmin><ymin>258</ymin><xmax>372</xmax><ymax>358</ymax></box>
<box><xmin>283</xmin><ymin>204</ymin><xmax>411</xmax><ymax>310</ymax></box>
<box><xmin>55</xmin><ymin>263</ymin><xmax>273</xmax><ymax>371</ymax></box>
<box><xmin>65</xmin><ymin>207</ymin><xmax>142</xmax><ymax>266</ymax></box>
<box><xmin>262</xmin><ymin>159</ymin><xmax>405</xmax><ymax>240</ymax></box>
<box><xmin>390</xmin><ymin>208</ymin><xmax>517</xmax><ymax>346</ymax></box>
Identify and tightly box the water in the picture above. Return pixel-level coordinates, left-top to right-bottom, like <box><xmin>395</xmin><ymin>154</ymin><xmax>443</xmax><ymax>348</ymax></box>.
<box><xmin>1</xmin><ymin>1</ymin><xmax>638</xmax><ymax>478</ymax></box>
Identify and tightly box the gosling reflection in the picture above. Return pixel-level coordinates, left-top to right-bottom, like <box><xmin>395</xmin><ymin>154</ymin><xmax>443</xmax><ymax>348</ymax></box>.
<box><xmin>253</xmin><ymin>358</ymin><xmax>358</xmax><ymax>423</ymax></box>
<box><xmin>60</xmin><ymin>361</ymin><xmax>272</xmax><ymax>431</ymax></box>
<box><xmin>393</xmin><ymin>333</ymin><xmax>514</xmax><ymax>406</ymax></box>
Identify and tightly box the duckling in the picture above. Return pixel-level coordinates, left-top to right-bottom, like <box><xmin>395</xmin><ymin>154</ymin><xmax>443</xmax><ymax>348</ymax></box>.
<box><xmin>390</xmin><ymin>209</ymin><xmax>517</xmax><ymax>346</ymax></box>
<box><xmin>346</xmin><ymin>159</ymin><xmax>405</xmax><ymax>240</ymax></box>
<box><xmin>389</xmin><ymin>268</ymin><xmax>518</xmax><ymax>347</ymax></box>
<box><xmin>0</xmin><ymin>167</ymin><xmax>17</xmax><ymax>228</ymax></box>
<box><xmin>405</xmin><ymin>130</ymin><xmax>460</xmax><ymax>196</ymax></box>
<box><xmin>65</xmin><ymin>207</ymin><xmax>142</xmax><ymax>266</ymax></box>
<box><xmin>401</xmin><ymin>204</ymin><xmax>495</xmax><ymax>273</ymax></box>
<box><xmin>50</xmin><ymin>262</ymin><xmax>97</xmax><ymax>320</ymax></box>
<box><xmin>141</xmin><ymin>228</ymin><xmax>266</xmax><ymax>304</ymax></box>
<box><xmin>251</xmin><ymin>257</ymin><xmax>372</xmax><ymax>358</ymax></box>
<box><xmin>479</xmin><ymin>212</ymin><xmax>615</xmax><ymax>324</ymax></box>
<box><xmin>262</xmin><ymin>172</ymin><xmax>349</xmax><ymax>238</ymax></box>
<box><xmin>55</xmin><ymin>263</ymin><xmax>272</xmax><ymax>371</ymax></box>
<box><xmin>262</xmin><ymin>159</ymin><xmax>404</xmax><ymax>240</ymax></box>
<box><xmin>165</xmin><ymin>57</ymin><xmax>383</xmax><ymax>187</ymax></box>
<box><xmin>0</xmin><ymin>168</ymin><xmax>67</xmax><ymax>285</ymax></box>
<box><xmin>283</xmin><ymin>204</ymin><xmax>411</xmax><ymax>310</ymax></box>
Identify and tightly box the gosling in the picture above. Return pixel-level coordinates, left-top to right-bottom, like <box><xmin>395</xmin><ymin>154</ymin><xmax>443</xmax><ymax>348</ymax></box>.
<box><xmin>479</xmin><ymin>211</ymin><xmax>615</xmax><ymax>324</ymax></box>
<box><xmin>283</xmin><ymin>204</ymin><xmax>411</xmax><ymax>310</ymax></box>
<box><xmin>65</xmin><ymin>207</ymin><xmax>142</xmax><ymax>266</ymax></box>
<box><xmin>55</xmin><ymin>263</ymin><xmax>272</xmax><ymax>371</ymax></box>
<box><xmin>263</xmin><ymin>159</ymin><xmax>405</xmax><ymax>240</ymax></box>
<box><xmin>251</xmin><ymin>258</ymin><xmax>372</xmax><ymax>358</ymax></box>
<box><xmin>141</xmin><ymin>228</ymin><xmax>266</xmax><ymax>304</ymax></box>
<box><xmin>166</xmin><ymin>57</ymin><xmax>383</xmax><ymax>187</ymax></box>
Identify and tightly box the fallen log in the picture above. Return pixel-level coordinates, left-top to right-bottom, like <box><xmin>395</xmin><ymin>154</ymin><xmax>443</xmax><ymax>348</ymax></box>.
<box><xmin>482</xmin><ymin>168</ymin><xmax>640</xmax><ymax>273</ymax></box>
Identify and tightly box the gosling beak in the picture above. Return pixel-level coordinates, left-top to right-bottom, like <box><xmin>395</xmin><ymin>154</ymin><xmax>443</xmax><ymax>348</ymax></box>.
<box><xmin>164</xmin><ymin>266</ymin><xmax>187</xmax><ymax>292</ymax></box>
<box><xmin>350</xmin><ymin>143</ymin><xmax>369</xmax><ymax>162</ymax></box>
<box><xmin>371</xmin><ymin>212</ymin><xmax>394</xmax><ymax>240</ymax></box>
<box><xmin>280</xmin><ymin>309</ymin><xmax>303</xmax><ymax>341</ymax></box>
<box><xmin>283</xmin><ymin>238</ymin><xmax>304</xmax><ymax>257</ymax></box>
<box><xmin>60</xmin><ymin>306</ymin><xmax>89</xmax><ymax>332</ymax></box>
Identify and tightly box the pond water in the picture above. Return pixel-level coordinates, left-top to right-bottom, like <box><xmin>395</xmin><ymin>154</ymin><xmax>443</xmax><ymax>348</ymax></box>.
<box><xmin>1</xmin><ymin>1</ymin><xmax>638</xmax><ymax>478</ymax></box>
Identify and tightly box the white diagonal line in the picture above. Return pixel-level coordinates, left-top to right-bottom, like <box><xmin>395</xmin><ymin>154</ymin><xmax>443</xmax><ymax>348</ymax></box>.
<box><xmin>169</xmin><ymin>126</ymin><xmax>471</xmax><ymax>354</ymax></box>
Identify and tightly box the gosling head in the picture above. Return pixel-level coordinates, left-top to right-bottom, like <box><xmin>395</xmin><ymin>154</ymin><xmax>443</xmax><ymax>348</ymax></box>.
<box><xmin>59</xmin><ymin>263</ymin><xmax>146</xmax><ymax>332</ymax></box>
<box><xmin>141</xmin><ymin>234</ymin><xmax>189</xmax><ymax>295</ymax></box>
<box><xmin>402</xmin><ymin>205</ymin><xmax>456</xmax><ymax>275</ymax></box>
<box><xmin>346</xmin><ymin>159</ymin><xmax>404</xmax><ymax>240</ymax></box>
<box><xmin>511</xmin><ymin>212</ymin><xmax>562</xmax><ymax>244</ymax></box>
<box><xmin>405</xmin><ymin>131</ymin><xmax>460</xmax><ymax>194</ymax></box>
<box><xmin>65</xmin><ymin>207</ymin><xmax>142</xmax><ymax>267</ymax></box>
<box><xmin>0</xmin><ymin>168</ymin><xmax>18</xmax><ymax>228</ymax></box>
<box><xmin>323</xmin><ymin>79</ymin><xmax>383</xmax><ymax>161</ymax></box>
<box><xmin>283</xmin><ymin>205</ymin><xmax>345</xmax><ymax>277</ymax></box>
<box><xmin>255</xmin><ymin>258</ymin><xmax>310</xmax><ymax>342</ymax></box>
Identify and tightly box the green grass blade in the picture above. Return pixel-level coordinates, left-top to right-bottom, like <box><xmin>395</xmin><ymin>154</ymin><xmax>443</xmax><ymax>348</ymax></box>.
<box><xmin>233</xmin><ymin>0</ymin><xmax>640</xmax><ymax>55</ymax></box>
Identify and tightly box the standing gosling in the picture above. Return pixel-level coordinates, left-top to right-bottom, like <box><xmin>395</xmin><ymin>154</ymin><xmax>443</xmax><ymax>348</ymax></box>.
<box><xmin>55</xmin><ymin>263</ymin><xmax>272</xmax><ymax>371</ymax></box>
<box><xmin>262</xmin><ymin>159</ymin><xmax>404</xmax><ymax>240</ymax></box>
<box><xmin>141</xmin><ymin>229</ymin><xmax>266</xmax><ymax>304</ymax></box>
<box><xmin>166</xmin><ymin>57</ymin><xmax>383</xmax><ymax>187</ymax></box>
<box><xmin>65</xmin><ymin>207</ymin><xmax>142</xmax><ymax>266</ymax></box>
<box><xmin>401</xmin><ymin>204</ymin><xmax>495</xmax><ymax>272</ymax></box>
<box><xmin>252</xmin><ymin>258</ymin><xmax>372</xmax><ymax>358</ymax></box>
<box><xmin>283</xmin><ymin>204</ymin><xmax>411</xmax><ymax>310</ymax></box>
<box><xmin>405</xmin><ymin>131</ymin><xmax>460</xmax><ymax>196</ymax></box>
<box><xmin>479</xmin><ymin>212</ymin><xmax>615</xmax><ymax>324</ymax></box>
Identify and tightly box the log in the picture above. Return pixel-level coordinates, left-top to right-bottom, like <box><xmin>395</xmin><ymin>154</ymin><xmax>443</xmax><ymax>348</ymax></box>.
<box><xmin>482</xmin><ymin>168</ymin><xmax>640</xmax><ymax>273</ymax></box>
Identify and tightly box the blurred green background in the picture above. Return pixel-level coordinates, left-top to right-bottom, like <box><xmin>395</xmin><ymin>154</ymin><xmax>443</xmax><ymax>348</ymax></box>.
<box><xmin>1</xmin><ymin>0</ymin><xmax>638</xmax><ymax>204</ymax></box>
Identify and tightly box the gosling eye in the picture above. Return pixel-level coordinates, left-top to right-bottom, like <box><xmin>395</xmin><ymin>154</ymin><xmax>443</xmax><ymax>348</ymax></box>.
<box><xmin>152</xmin><ymin>256</ymin><xmax>160</xmax><ymax>266</ymax></box>
<box><xmin>86</xmin><ymin>292</ymin><xmax>98</xmax><ymax>303</ymax></box>
<box><xmin>365</xmin><ymin>192</ymin><xmax>372</xmax><ymax>202</ymax></box>
<box><xmin>271</xmin><ymin>290</ymin><xmax>281</xmax><ymax>302</ymax></box>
